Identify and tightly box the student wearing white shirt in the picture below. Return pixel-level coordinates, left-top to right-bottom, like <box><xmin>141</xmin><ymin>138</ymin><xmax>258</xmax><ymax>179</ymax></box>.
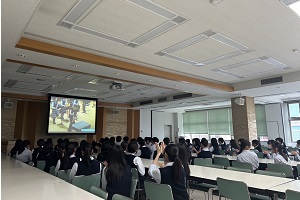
<box><xmin>115</xmin><ymin>136</ymin><xmax>122</xmax><ymax>146</ymax></box>
<box><xmin>16</xmin><ymin>140</ymin><xmax>32</xmax><ymax>164</ymax></box>
<box><xmin>69</xmin><ymin>142</ymin><xmax>101</xmax><ymax>181</ymax></box>
<box><xmin>55</xmin><ymin>142</ymin><xmax>79</xmax><ymax>175</ymax></box>
<box><xmin>263</xmin><ymin>140</ymin><xmax>276</xmax><ymax>159</ymax></box>
<box><xmin>273</xmin><ymin>142</ymin><xmax>291</xmax><ymax>166</ymax></box>
<box><xmin>237</xmin><ymin>140</ymin><xmax>259</xmax><ymax>171</ymax></box>
<box><xmin>125</xmin><ymin>142</ymin><xmax>145</xmax><ymax>176</ymax></box>
<box><xmin>148</xmin><ymin>143</ymin><xmax>189</xmax><ymax>200</ymax></box>
<box><xmin>290</xmin><ymin>140</ymin><xmax>300</xmax><ymax>161</ymax></box>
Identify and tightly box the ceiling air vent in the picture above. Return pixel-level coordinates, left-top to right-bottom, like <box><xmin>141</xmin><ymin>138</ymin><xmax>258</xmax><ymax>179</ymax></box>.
<box><xmin>4</xmin><ymin>79</ymin><xmax>17</xmax><ymax>88</ymax></box>
<box><xmin>173</xmin><ymin>93</ymin><xmax>193</xmax><ymax>100</ymax></box>
<box><xmin>17</xmin><ymin>64</ymin><xmax>33</xmax><ymax>73</ymax></box>
<box><xmin>140</xmin><ymin>100</ymin><xmax>153</xmax><ymax>106</ymax></box>
<box><xmin>158</xmin><ymin>97</ymin><xmax>167</xmax><ymax>102</ymax></box>
<box><xmin>261</xmin><ymin>76</ymin><xmax>283</xmax><ymax>85</ymax></box>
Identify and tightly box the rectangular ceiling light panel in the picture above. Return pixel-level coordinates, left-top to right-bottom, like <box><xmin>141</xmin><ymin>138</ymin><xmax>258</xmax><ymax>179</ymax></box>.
<box><xmin>156</xmin><ymin>30</ymin><xmax>252</xmax><ymax>67</ymax></box>
<box><xmin>65</xmin><ymin>0</ymin><xmax>97</xmax><ymax>23</ymax></box>
<box><xmin>282</xmin><ymin>0</ymin><xmax>300</xmax><ymax>17</ymax></box>
<box><xmin>17</xmin><ymin>64</ymin><xmax>33</xmax><ymax>73</ymax></box>
<box><xmin>3</xmin><ymin>79</ymin><xmax>17</xmax><ymax>88</ymax></box>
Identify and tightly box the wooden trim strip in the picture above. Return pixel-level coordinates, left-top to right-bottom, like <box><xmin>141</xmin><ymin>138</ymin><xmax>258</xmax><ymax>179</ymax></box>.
<box><xmin>16</xmin><ymin>37</ymin><xmax>234</xmax><ymax>92</ymax></box>
<box><xmin>1</xmin><ymin>92</ymin><xmax>133</xmax><ymax>108</ymax></box>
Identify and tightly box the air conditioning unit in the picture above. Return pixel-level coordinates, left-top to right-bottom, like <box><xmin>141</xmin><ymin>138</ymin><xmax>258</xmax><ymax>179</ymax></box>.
<box><xmin>234</xmin><ymin>97</ymin><xmax>245</xmax><ymax>106</ymax></box>
<box><xmin>4</xmin><ymin>101</ymin><xmax>13</xmax><ymax>109</ymax></box>
<box><xmin>109</xmin><ymin>82</ymin><xmax>124</xmax><ymax>91</ymax></box>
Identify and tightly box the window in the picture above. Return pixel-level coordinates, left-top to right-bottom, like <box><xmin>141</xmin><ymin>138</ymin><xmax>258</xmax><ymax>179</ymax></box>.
<box><xmin>288</xmin><ymin>102</ymin><xmax>300</xmax><ymax>142</ymax></box>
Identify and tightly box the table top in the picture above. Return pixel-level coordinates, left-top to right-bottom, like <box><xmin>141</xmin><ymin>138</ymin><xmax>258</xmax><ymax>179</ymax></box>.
<box><xmin>268</xmin><ymin>180</ymin><xmax>300</xmax><ymax>193</ymax></box>
<box><xmin>1</xmin><ymin>155</ymin><xmax>104</xmax><ymax>200</ymax></box>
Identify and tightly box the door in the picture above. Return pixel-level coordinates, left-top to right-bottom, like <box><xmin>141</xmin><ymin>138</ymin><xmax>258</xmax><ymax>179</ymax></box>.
<box><xmin>164</xmin><ymin>125</ymin><xmax>172</xmax><ymax>141</ymax></box>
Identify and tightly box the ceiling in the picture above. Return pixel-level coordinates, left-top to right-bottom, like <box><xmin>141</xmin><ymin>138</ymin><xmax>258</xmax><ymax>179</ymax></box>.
<box><xmin>1</xmin><ymin>0</ymin><xmax>300</xmax><ymax>110</ymax></box>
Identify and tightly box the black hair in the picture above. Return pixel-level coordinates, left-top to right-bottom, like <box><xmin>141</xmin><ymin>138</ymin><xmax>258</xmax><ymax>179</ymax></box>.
<box><xmin>106</xmin><ymin>145</ymin><xmax>127</xmax><ymax>184</ymax></box>
<box><xmin>47</xmin><ymin>138</ymin><xmax>52</xmax><ymax>143</ymax></box>
<box><xmin>252</xmin><ymin>140</ymin><xmax>262</xmax><ymax>152</ymax></box>
<box><xmin>152</xmin><ymin>137</ymin><xmax>159</xmax><ymax>143</ymax></box>
<box><xmin>121</xmin><ymin>142</ymin><xmax>128</xmax><ymax>152</ymax></box>
<box><xmin>273</xmin><ymin>142</ymin><xmax>288</xmax><ymax>162</ymax></box>
<box><xmin>211</xmin><ymin>138</ymin><xmax>219</xmax><ymax>149</ymax></box>
<box><xmin>193</xmin><ymin>138</ymin><xmax>201</xmax><ymax>147</ymax></box>
<box><xmin>163</xmin><ymin>137</ymin><xmax>170</xmax><ymax>145</ymax></box>
<box><xmin>101</xmin><ymin>141</ymin><xmax>111</xmax><ymax>152</ymax></box>
<box><xmin>57</xmin><ymin>138</ymin><xmax>63</xmax><ymax>145</ymax></box>
<box><xmin>62</xmin><ymin>143</ymin><xmax>76</xmax><ymax>170</ymax></box>
<box><xmin>176</xmin><ymin>143</ymin><xmax>191</xmax><ymax>178</ymax></box>
<box><xmin>110</xmin><ymin>137</ymin><xmax>115</xmax><ymax>142</ymax></box>
<box><xmin>137</xmin><ymin>137</ymin><xmax>143</xmax><ymax>143</ymax></box>
<box><xmin>18</xmin><ymin>140</ymin><xmax>30</xmax><ymax>155</ymax></box>
<box><xmin>43</xmin><ymin>141</ymin><xmax>53</xmax><ymax>154</ymax></box>
<box><xmin>37</xmin><ymin>139</ymin><xmax>45</xmax><ymax>147</ymax></box>
<box><xmin>179</xmin><ymin>138</ymin><xmax>186</xmax><ymax>144</ymax></box>
<box><xmin>145</xmin><ymin>137</ymin><xmax>151</xmax><ymax>142</ymax></box>
<box><xmin>63</xmin><ymin>138</ymin><xmax>69</xmax><ymax>144</ymax></box>
<box><xmin>267</xmin><ymin>140</ymin><xmax>276</xmax><ymax>149</ymax></box>
<box><xmin>186</xmin><ymin>139</ymin><xmax>191</xmax><ymax>144</ymax></box>
<box><xmin>230</xmin><ymin>139</ymin><xmax>239</xmax><ymax>150</ymax></box>
<box><xmin>123</xmin><ymin>136</ymin><xmax>129</xmax><ymax>142</ymax></box>
<box><xmin>127</xmin><ymin>141</ymin><xmax>138</xmax><ymax>153</ymax></box>
<box><xmin>82</xmin><ymin>142</ymin><xmax>93</xmax><ymax>166</ymax></box>
<box><xmin>80</xmin><ymin>140</ymin><xmax>87</xmax><ymax>148</ymax></box>
<box><xmin>218</xmin><ymin>138</ymin><xmax>225</xmax><ymax>144</ymax></box>
<box><xmin>164</xmin><ymin>144</ymin><xmax>183</xmax><ymax>183</ymax></box>
<box><xmin>100</xmin><ymin>138</ymin><xmax>105</xmax><ymax>144</ymax></box>
<box><xmin>297</xmin><ymin>140</ymin><xmax>300</xmax><ymax>146</ymax></box>
<box><xmin>275</xmin><ymin>137</ymin><xmax>283</xmax><ymax>144</ymax></box>
<box><xmin>97</xmin><ymin>141</ymin><xmax>110</xmax><ymax>163</ymax></box>
<box><xmin>116</xmin><ymin>136</ymin><xmax>122</xmax><ymax>142</ymax></box>
<box><xmin>73</xmin><ymin>141</ymin><xmax>79</xmax><ymax>148</ymax></box>
<box><xmin>201</xmin><ymin>138</ymin><xmax>208</xmax><ymax>147</ymax></box>
<box><xmin>240</xmin><ymin>140</ymin><xmax>251</xmax><ymax>152</ymax></box>
<box><xmin>139</xmin><ymin>139</ymin><xmax>146</xmax><ymax>147</ymax></box>
<box><xmin>11</xmin><ymin>139</ymin><xmax>23</xmax><ymax>157</ymax></box>
<box><xmin>238</xmin><ymin>138</ymin><xmax>245</xmax><ymax>143</ymax></box>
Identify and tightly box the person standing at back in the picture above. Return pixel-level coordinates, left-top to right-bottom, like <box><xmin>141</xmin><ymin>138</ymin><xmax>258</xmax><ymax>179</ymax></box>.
<box><xmin>149</xmin><ymin>143</ymin><xmax>189</xmax><ymax>200</ymax></box>
<box><xmin>69</xmin><ymin>142</ymin><xmax>101</xmax><ymax>181</ymax></box>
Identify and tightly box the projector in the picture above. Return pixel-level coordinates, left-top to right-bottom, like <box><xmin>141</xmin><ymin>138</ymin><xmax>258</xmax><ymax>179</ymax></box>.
<box><xmin>109</xmin><ymin>82</ymin><xmax>124</xmax><ymax>91</ymax></box>
<box><xmin>234</xmin><ymin>97</ymin><xmax>245</xmax><ymax>106</ymax></box>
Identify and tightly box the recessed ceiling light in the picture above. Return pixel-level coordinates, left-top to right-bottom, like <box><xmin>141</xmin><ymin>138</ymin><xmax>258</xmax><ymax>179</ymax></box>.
<box><xmin>17</xmin><ymin>54</ymin><xmax>26</xmax><ymax>58</ymax></box>
<box><xmin>173</xmin><ymin>84</ymin><xmax>178</xmax><ymax>87</ymax></box>
<box><xmin>114</xmin><ymin>73</ymin><xmax>120</xmax><ymax>76</ymax></box>
<box><xmin>292</xmin><ymin>49</ymin><xmax>299</xmax><ymax>53</ymax></box>
<box><xmin>289</xmin><ymin>1</ymin><xmax>300</xmax><ymax>17</ymax></box>
<box><xmin>147</xmin><ymin>79</ymin><xmax>152</xmax><ymax>82</ymax></box>
<box><xmin>72</xmin><ymin>64</ymin><xmax>79</xmax><ymax>68</ymax></box>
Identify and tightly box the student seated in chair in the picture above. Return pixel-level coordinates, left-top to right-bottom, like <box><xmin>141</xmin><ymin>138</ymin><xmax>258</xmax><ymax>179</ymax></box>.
<box><xmin>69</xmin><ymin>142</ymin><xmax>101</xmax><ymax>181</ymax></box>
<box><xmin>193</xmin><ymin>139</ymin><xmax>212</xmax><ymax>159</ymax></box>
<box><xmin>16</xmin><ymin>140</ymin><xmax>32</xmax><ymax>164</ymax></box>
<box><xmin>55</xmin><ymin>142</ymin><xmax>79</xmax><ymax>175</ymax></box>
<box><xmin>102</xmin><ymin>145</ymin><xmax>132</xmax><ymax>200</ymax></box>
<box><xmin>148</xmin><ymin>143</ymin><xmax>189</xmax><ymax>200</ymax></box>
<box><xmin>237</xmin><ymin>140</ymin><xmax>259</xmax><ymax>171</ymax></box>
<box><xmin>290</xmin><ymin>140</ymin><xmax>300</xmax><ymax>161</ymax></box>
<box><xmin>125</xmin><ymin>141</ymin><xmax>145</xmax><ymax>179</ymax></box>
<box><xmin>139</xmin><ymin>139</ymin><xmax>152</xmax><ymax>159</ymax></box>
<box><xmin>272</xmin><ymin>142</ymin><xmax>291</xmax><ymax>166</ymax></box>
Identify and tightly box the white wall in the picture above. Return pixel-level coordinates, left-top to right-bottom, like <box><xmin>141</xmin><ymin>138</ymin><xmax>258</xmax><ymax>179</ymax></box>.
<box><xmin>140</xmin><ymin>110</ymin><xmax>176</xmax><ymax>141</ymax></box>
<box><xmin>265</xmin><ymin>103</ymin><xmax>293</xmax><ymax>145</ymax></box>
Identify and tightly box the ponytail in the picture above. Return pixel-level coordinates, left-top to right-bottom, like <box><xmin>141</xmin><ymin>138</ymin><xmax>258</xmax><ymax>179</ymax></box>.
<box><xmin>82</xmin><ymin>142</ymin><xmax>92</xmax><ymax>166</ymax></box>
<box><xmin>165</xmin><ymin>144</ymin><xmax>184</xmax><ymax>183</ymax></box>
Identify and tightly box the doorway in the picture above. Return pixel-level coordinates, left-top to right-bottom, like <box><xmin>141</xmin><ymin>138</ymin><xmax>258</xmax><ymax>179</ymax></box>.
<box><xmin>164</xmin><ymin>125</ymin><xmax>172</xmax><ymax>141</ymax></box>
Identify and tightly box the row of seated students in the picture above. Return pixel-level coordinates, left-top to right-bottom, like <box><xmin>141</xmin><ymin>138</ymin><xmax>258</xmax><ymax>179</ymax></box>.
<box><xmin>11</xmin><ymin>136</ymin><xmax>191</xmax><ymax>200</ymax></box>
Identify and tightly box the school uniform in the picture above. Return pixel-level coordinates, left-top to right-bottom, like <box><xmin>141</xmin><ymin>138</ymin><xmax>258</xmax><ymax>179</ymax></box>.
<box><xmin>219</xmin><ymin>143</ymin><xmax>227</xmax><ymax>151</ymax></box>
<box><xmin>55</xmin><ymin>155</ymin><xmax>80</xmax><ymax>175</ymax></box>
<box><xmin>237</xmin><ymin>150</ymin><xmax>259</xmax><ymax>171</ymax></box>
<box><xmin>32</xmin><ymin>147</ymin><xmax>43</xmax><ymax>167</ymax></box>
<box><xmin>209</xmin><ymin>146</ymin><xmax>220</xmax><ymax>155</ymax></box>
<box><xmin>294</xmin><ymin>148</ymin><xmax>300</xmax><ymax>161</ymax></box>
<box><xmin>16</xmin><ymin>148</ymin><xmax>32</xmax><ymax>164</ymax></box>
<box><xmin>273</xmin><ymin>153</ymin><xmax>291</xmax><ymax>166</ymax></box>
<box><xmin>140</xmin><ymin>145</ymin><xmax>152</xmax><ymax>159</ymax></box>
<box><xmin>115</xmin><ymin>141</ymin><xmax>122</xmax><ymax>146</ymax></box>
<box><xmin>69</xmin><ymin>157</ymin><xmax>101</xmax><ymax>181</ymax></box>
<box><xmin>125</xmin><ymin>153</ymin><xmax>145</xmax><ymax>176</ymax></box>
<box><xmin>148</xmin><ymin>162</ymin><xmax>189</xmax><ymax>200</ymax></box>
<box><xmin>152</xmin><ymin>150</ymin><xmax>163</xmax><ymax>160</ymax></box>
<box><xmin>102</xmin><ymin>165</ymin><xmax>132</xmax><ymax>200</ymax></box>
<box><xmin>44</xmin><ymin>151</ymin><xmax>59</xmax><ymax>173</ymax></box>
<box><xmin>198</xmin><ymin>147</ymin><xmax>212</xmax><ymax>158</ymax></box>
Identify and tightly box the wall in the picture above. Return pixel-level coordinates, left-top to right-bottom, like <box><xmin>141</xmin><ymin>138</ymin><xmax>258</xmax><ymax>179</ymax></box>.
<box><xmin>140</xmin><ymin>109</ymin><xmax>151</xmax><ymax>138</ymax></box>
<box><xmin>1</xmin><ymin>97</ymin><xmax>18</xmax><ymax>141</ymax></box>
<box><xmin>105</xmin><ymin>108</ymin><xmax>127</xmax><ymax>138</ymax></box>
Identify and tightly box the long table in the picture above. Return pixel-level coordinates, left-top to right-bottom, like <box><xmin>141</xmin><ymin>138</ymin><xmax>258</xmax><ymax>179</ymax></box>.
<box><xmin>1</xmin><ymin>155</ymin><xmax>104</xmax><ymax>200</ymax></box>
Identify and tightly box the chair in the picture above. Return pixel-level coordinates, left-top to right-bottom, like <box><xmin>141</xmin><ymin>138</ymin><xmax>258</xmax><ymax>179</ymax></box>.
<box><xmin>227</xmin><ymin>167</ymin><xmax>251</xmax><ymax>173</ymax></box>
<box><xmin>49</xmin><ymin>166</ymin><xmax>56</xmax><ymax>176</ymax></box>
<box><xmin>256</xmin><ymin>170</ymin><xmax>286</xmax><ymax>177</ymax></box>
<box><xmin>194</xmin><ymin>158</ymin><xmax>212</xmax><ymax>166</ymax></box>
<box><xmin>232</xmin><ymin>161</ymin><xmax>253</xmax><ymax>173</ymax></box>
<box><xmin>144</xmin><ymin>181</ymin><xmax>173</xmax><ymax>200</ymax></box>
<box><xmin>267</xmin><ymin>163</ymin><xmax>293</xmax><ymax>178</ymax></box>
<box><xmin>297</xmin><ymin>164</ymin><xmax>300</xmax><ymax>178</ymax></box>
<box><xmin>37</xmin><ymin>160</ymin><xmax>45</xmax><ymax>170</ymax></box>
<box><xmin>205</xmin><ymin>164</ymin><xmax>224</xmax><ymax>169</ymax></box>
<box><xmin>219</xmin><ymin>150</ymin><xmax>225</xmax><ymax>155</ymax></box>
<box><xmin>57</xmin><ymin>170</ymin><xmax>72</xmax><ymax>182</ymax></box>
<box><xmin>130</xmin><ymin>178</ymin><xmax>138</xmax><ymax>199</ymax></box>
<box><xmin>131</xmin><ymin>168</ymin><xmax>141</xmax><ymax>200</ymax></box>
<box><xmin>217</xmin><ymin>177</ymin><xmax>251</xmax><ymax>200</ymax></box>
<box><xmin>256</xmin><ymin>152</ymin><xmax>264</xmax><ymax>158</ymax></box>
<box><xmin>112</xmin><ymin>194</ymin><xmax>132</xmax><ymax>200</ymax></box>
<box><xmin>71</xmin><ymin>173</ymin><xmax>101</xmax><ymax>191</ymax></box>
<box><xmin>213</xmin><ymin>157</ymin><xmax>230</xmax><ymax>168</ymax></box>
<box><xmin>286</xmin><ymin>189</ymin><xmax>300</xmax><ymax>200</ymax></box>
<box><xmin>90</xmin><ymin>186</ymin><xmax>108</xmax><ymax>199</ymax></box>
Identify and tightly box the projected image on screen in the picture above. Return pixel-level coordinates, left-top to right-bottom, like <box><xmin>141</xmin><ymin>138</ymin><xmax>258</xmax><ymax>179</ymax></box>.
<box><xmin>48</xmin><ymin>95</ymin><xmax>96</xmax><ymax>134</ymax></box>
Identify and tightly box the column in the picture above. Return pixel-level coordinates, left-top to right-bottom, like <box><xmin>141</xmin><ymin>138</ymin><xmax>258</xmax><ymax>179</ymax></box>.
<box><xmin>127</xmin><ymin>109</ymin><xmax>140</xmax><ymax>139</ymax></box>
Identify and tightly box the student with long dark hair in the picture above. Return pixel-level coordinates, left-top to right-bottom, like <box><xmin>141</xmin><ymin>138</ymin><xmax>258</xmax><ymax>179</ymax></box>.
<box><xmin>275</xmin><ymin>137</ymin><xmax>288</xmax><ymax>155</ymax></box>
<box><xmin>148</xmin><ymin>143</ymin><xmax>189</xmax><ymax>200</ymax></box>
<box><xmin>176</xmin><ymin>143</ymin><xmax>191</xmax><ymax>180</ymax></box>
<box><xmin>32</xmin><ymin>139</ymin><xmax>45</xmax><ymax>167</ymax></box>
<box><xmin>218</xmin><ymin>138</ymin><xmax>227</xmax><ymax>151</ymax></box>
<box><xmin>291</xmin><ymin>140</ymin><xmax>300</xmax><ymax>161</ymax></box>
<box><xmin>272</xmin><ymin>142</ymin><xmax>291</xmax><ymax>165</ymax></box>
<box><xmin>252</xmin><ymin>139</ymin><xmax>262</xmax><ymax>153</ymax></box>
<box><xmin>10</xmin><ymin>139</ymin><xmax>22</xmax><ymax>158</ymax></box>
<box><xmin>55</xmin><ymin>142</ymin><xmax>79</xmax><ymax>175</ymax></box>
<box><xmin>16</xmin><ymin>140</ymin><xmax>32</xmax><ymax>164</ymax></box>
<box><xmin>97</xmin><ymin>141</ymin><xmax>110</xmax><ymax>163</ymax></box>
<box><xmin>237</xmin><ymin>140</ymin><xmax>259</xmax><ymax>171</ymax></box>
<box><xmin>209</xmin><ymin>138</ymin><xmax>221</xmax><ymax>155</ymax></box>
<box><xmin>192</xmin><ymin>138</ymin><xmax>201</xmax><ymax>153</ymax></box>
<box><xmin>69</xmin><ymin>142</ymin><xmax>101</xmax><ymax>181</ymax></box>
<box><xmin>229</xmin><ymin>139</ymin><xmax>240</xmax><ymax>151</ymax></box>
<box><xmin>102</xmin><ymin>145</ymin><xmax>132</xmax><ymax>200</ymax></box>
